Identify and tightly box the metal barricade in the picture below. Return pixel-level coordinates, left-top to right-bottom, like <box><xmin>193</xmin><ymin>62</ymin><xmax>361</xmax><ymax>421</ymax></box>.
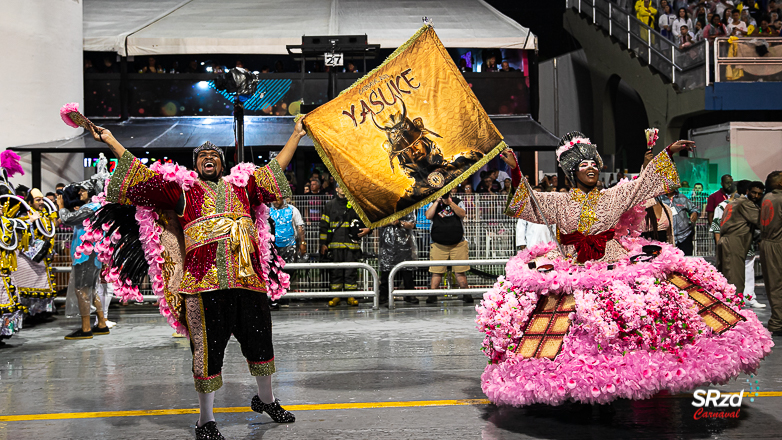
<box><xmin>693</xmin><ymin>216</ymin><xmax>715</xmax><ymax>258</ymax></box>
<box><xmin>289</xmin><ymin>194</ymin><xmax>516</xmax><ymax>294</ymax></box>
<box><xmin>387</xmin><ymin>259</ymin><xmax>509</xmax><ymax>309</ymax></box>
<box><xmin>52</xmin><ymin>262</ymin><xmax>381</xmax><ymax>308</ymax></box>
<box><xmin>50</xmin><ymin>195</ymin><xmax>516</xmax><ymax>302</ymax></box>
<box><xmin>51</xmin><ymin>226</ymin><xmax>75</xmax><ymax>292</ymax></box>
<box><xmin>289</xmin><ymin>195</ymin><xmax>379</xmax><ymax>294</ymax></box>
<box><xmin>283</xmin><ymin>262</ymin><xmax>379</xmax><ymax>308</ymax></box>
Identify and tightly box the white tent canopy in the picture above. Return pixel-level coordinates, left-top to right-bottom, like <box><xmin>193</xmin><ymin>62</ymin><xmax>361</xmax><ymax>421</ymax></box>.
<box><xmin>83</xmin><ymin>0</ymin><xmax>536</xmax><ymax>56</ymax></box>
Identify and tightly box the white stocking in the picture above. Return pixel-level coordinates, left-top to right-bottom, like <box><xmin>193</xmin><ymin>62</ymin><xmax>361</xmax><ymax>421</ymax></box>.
<box><xmin>197</xmin><ymin>392</ymin><xmax>215</xmax><ymax>426</ymax></box>
<box><xmin>744</xmin><ymin>257</ymin><xmax>756</xmax><ymax>301</ymax></box>
<box><xmin>255</xmin><ymin>375</ymin><xmax>275</xmax><ymax>404</ymax></box>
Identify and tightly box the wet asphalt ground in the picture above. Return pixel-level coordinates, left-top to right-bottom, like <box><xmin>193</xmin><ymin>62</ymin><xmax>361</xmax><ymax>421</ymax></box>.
<box><xmin>1</xmin><ymin>288</ymin><xmax>780</xmax><ymax>440</ymax></box>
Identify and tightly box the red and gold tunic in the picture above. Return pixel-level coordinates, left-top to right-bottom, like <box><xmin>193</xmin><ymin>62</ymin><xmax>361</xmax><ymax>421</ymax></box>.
<box><xmin>106</xmin><ymin>151</ymin><xmax>290</xmax><ymax>295</ymax></box>
<box><xmin>504</xmin><ymin>151</ymin><xmax>680</xmax><ymax>262</ymax></box>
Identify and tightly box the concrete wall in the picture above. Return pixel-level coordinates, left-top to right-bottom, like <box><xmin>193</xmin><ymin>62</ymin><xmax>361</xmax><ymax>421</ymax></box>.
<box><xmin>0</xmin><ymin>0</ymin><xmax>84</xmax><ymax>189</ymax></box>
<box><xmin>562</xmin><ymin>9</ymin><xmax>705</xmax><ymax>151</ymax></box>
<box><xmin>0</xmin><ymin>0</ymin><xmax>83</xmax><ymax>147</ymax></box>
<box><xmin>538</xmin><ymin>50</ymin><xmax>593</xmax><ymax>140</ymax></box>
<box><xmin>12</xmin><ymin>152</ymin><xmax>85</xmax><ymax>193</ymax></box>
<box><xmin>537</xmin><ymin>48</ymin><xmax>651</xmax><ymax>174</ymax></box>
<box><xmin>538</xmin><ymin>50</ymin><xmax>595</xmax><ymax>176</ymax></box>
<box><xmin>44</xmin><ymin>152</ymin><xmax>87</xmax><ymax>192</ymax></box>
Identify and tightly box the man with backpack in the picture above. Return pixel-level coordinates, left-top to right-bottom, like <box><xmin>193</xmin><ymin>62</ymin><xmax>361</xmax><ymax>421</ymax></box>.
<box><xmin>270</xmin><ymin>197</ymin><xmax>305</xmax><ymax>309</ymax></box>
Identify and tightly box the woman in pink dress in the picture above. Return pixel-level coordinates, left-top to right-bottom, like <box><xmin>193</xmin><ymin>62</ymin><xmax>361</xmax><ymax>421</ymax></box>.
<box><xmin>477</xmin><ymin>132</ymin><xmax>773</xmax><ymax>405</ymax></box>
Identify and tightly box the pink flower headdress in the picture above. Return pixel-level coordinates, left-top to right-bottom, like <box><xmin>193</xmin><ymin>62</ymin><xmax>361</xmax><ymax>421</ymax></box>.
<box><xmin>555</xmin><ymin>131</ymin><xmax>604</xmax><ymax>185</ymax></box>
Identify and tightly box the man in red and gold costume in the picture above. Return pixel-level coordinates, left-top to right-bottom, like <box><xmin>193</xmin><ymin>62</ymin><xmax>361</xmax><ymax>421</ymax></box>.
<box><xmin>87</xmin><ymin>121</ymin><xmax>305</xmax><ymax>440</ymax></box>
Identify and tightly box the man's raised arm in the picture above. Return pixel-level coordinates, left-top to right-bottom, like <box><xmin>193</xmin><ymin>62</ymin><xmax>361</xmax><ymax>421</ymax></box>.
<box><xmin>275</xmin><ymin>120</ymin><xmax>306</xmax><ymax>170</ymax></box>
<box><xmin>86</xmin><ymin>124</ymin><xmax>126</xmax><ymax>158</ymax></box>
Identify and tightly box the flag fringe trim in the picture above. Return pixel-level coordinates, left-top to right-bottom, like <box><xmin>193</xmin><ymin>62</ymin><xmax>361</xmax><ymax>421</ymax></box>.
<box><xmin>307</xmin><ymin>130</ymin><xmax>507</xmax><ymax>228</ymax></box>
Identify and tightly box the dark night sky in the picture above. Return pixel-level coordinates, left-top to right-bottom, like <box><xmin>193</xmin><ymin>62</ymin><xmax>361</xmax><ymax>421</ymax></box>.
<box><xmin>484</xmin><ymin>1</ymin><xmax>580</xmax><ymax>60</ymax></box>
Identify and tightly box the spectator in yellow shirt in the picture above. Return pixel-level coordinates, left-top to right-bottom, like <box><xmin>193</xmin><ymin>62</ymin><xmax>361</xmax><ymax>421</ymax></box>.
<box><xmin>636</xmin><ymin>0</ymin><xmax>658</xmax><ymax>42</ymax></box>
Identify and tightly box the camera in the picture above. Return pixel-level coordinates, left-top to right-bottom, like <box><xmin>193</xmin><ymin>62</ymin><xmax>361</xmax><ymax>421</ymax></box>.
<box><xmin>56</xmin><ymin>189</ymin><xmax>64</xmax><ymax>195</ymax></box>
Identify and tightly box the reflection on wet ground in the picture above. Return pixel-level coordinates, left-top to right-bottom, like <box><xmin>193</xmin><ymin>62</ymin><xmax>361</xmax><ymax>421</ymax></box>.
<box><xmin>1</xmin><ymin>291</ymin><xmax>780</xmax><ymax>439</ymax></box>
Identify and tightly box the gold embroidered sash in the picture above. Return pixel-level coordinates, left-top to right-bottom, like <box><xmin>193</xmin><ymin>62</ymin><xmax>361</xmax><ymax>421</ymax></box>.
<box><xmin>183</xmin><ymin>213</ymin><xmax>257</xmax><ymax>278</ymax></box>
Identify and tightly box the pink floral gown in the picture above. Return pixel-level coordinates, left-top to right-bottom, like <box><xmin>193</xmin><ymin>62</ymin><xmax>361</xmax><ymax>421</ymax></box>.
<box><xmin>476</xmin><ymin>150</ymin><xmax>773</xmax><ymax>405</ymax></box>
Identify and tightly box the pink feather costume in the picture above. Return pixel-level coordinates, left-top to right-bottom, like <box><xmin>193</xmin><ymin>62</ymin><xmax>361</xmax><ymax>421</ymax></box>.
<box><xmin>477</xmin><ymin>149</ymin><xmax>773</xmax><ymax>405</ymax></box>
<box><xmin>77</xmin><ymin>159</ymin><xmax>290</xmax><ymax>336</ymax></box>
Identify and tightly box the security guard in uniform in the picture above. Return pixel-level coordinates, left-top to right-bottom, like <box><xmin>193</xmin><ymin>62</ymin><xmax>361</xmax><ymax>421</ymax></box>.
<box><xmin>320</xmin><ymin>183</ymin><xmax>370</xmax><ymax>306</ymax></box>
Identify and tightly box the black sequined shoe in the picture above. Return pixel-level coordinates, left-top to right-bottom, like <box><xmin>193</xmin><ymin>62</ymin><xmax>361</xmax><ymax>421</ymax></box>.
<box><xmin>251</xmin><ymin>396</ymin><xmax>296</xmax><ymax>423</ymax></box>
<box><xmin>195</xmin><ymin>420</ymin><xmax>225</xmax><ymax>440</ymax></box>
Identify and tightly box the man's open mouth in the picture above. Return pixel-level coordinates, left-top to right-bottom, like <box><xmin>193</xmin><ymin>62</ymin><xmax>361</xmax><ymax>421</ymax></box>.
<box><xmin>586</xmin><ymin>171</ymin><xmax>597</xmax><ymax>178</ymax></box>
<box><xmin>204</xmin><ymin>161</ymin><xmax>215</xmax><ymax>171</ymax></box>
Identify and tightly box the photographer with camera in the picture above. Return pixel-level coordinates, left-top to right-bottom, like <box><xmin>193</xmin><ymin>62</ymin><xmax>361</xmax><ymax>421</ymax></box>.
<box><xmin>425</xmin><ymin>187</ymin><xmax>471</xmax><ymax>304</ymax></box>
<box><xmin>320</xmin><ymin>183</ymin><xmax>370</xmax><ymax>306</ymax></box>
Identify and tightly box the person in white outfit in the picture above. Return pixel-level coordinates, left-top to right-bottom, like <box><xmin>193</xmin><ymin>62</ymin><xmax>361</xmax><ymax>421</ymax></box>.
<box><xmin>515</xmin><ymin>186</ymin><xmax>556</xmax><ymax>250</ymax></box>
<box><xmin>659</xmin><ymin>4</ymin><xmax>678</xmax><ymax>39</ymax></box>
<box><xmin>516</xmin><ymin>219</ymin><xmax>556</xmax><ymax>250</ymax></box>
<box><xmin>744</xmin><ymin>253</ymin><xmax>762</xmax><ymax>308</ymax></box>
<box><xmin>671</xmin><ymin>7</ymin><xmax>694</xmax><ymax>38</ymax></box>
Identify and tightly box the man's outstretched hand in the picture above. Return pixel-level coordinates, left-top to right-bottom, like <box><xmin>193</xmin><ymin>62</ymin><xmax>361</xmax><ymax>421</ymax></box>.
<box><xmin>276</xmin><ymin>119</ymin><xmax>307</xmax><ymax>169</ymax></box>
<box><xmin>86</xmin><ymin>124</ymin><xmax>111</xmax><ymax>143</ymax></box>
<box><xmin>499</xmin><ymin>149</ymin><xmax>517</xmax><ymax>169</ymax></box>
<box><xmin>293</xmin><ymin>119</ymin><xmax>306</xmax><ymax>139</ymax></box>
<box><xmin>86</xmin><ymin>124</ymin><xmax>126</xmax><ymax>158</ymax></box>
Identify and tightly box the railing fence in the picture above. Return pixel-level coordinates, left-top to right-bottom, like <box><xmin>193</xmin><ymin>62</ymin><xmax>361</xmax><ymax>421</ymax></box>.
<box><xmin>49</xmin><ymin>194</ymin><xmax>724</xmax><ymax>298</ymax></box>
<box><xmin>714</xmin><ymin>37</ymin><xmax>782</xmax><ymax>83</ymax></box>
<box><xmin>567</xmin><ymin>0</ymin><xmax>706</xmax><ymax>90</ymax></box>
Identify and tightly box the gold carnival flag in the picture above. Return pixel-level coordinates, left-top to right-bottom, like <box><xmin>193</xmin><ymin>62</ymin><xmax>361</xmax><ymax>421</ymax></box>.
<box><xmin>301</xmin><ymin>25</ymin><xmax>506</xmax><ymax>228</ymax></box>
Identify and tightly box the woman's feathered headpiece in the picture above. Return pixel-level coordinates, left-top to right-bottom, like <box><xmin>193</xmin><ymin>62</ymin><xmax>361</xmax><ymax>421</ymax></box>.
<box><xmin>556</xmin><ymin>131</ymin><xmax>603</xmax><ymax>185</ymax></box>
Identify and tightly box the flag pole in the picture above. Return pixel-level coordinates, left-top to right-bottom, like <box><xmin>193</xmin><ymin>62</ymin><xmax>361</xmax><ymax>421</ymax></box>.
<box><xmin>521</xmin><ymin>175</ymin><xmax>567</xmax><ymax>258</ymax></box>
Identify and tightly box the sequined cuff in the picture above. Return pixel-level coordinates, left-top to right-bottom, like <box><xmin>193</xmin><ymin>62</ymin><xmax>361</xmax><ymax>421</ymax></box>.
<box><xmin>248</xmin><ymin>358</ymin><xmax>276</xmax><ymax>376</ymax></box>
<box><xmin>504</xmin><ymin>181</ymin><xmax>530</xmax><ymax>218</ymax></box>
<box><xmin>105</xmin><ymin>151</ymin><xmax>151</xmax><ymax>205</ymax></box>
<box><xmin>194</xmin><ymin>373</ymin><xmax>223</xmax><ymax>393</ymax></box>
<box><xmin>651</xmin><ymin>150</ymin><xmax>681</xmax><ymax>193</ymax></box>
<box><xmin>254</xmin><ymin>159</ymin><xmax>292</xmax><ymax>201</ymax></box>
